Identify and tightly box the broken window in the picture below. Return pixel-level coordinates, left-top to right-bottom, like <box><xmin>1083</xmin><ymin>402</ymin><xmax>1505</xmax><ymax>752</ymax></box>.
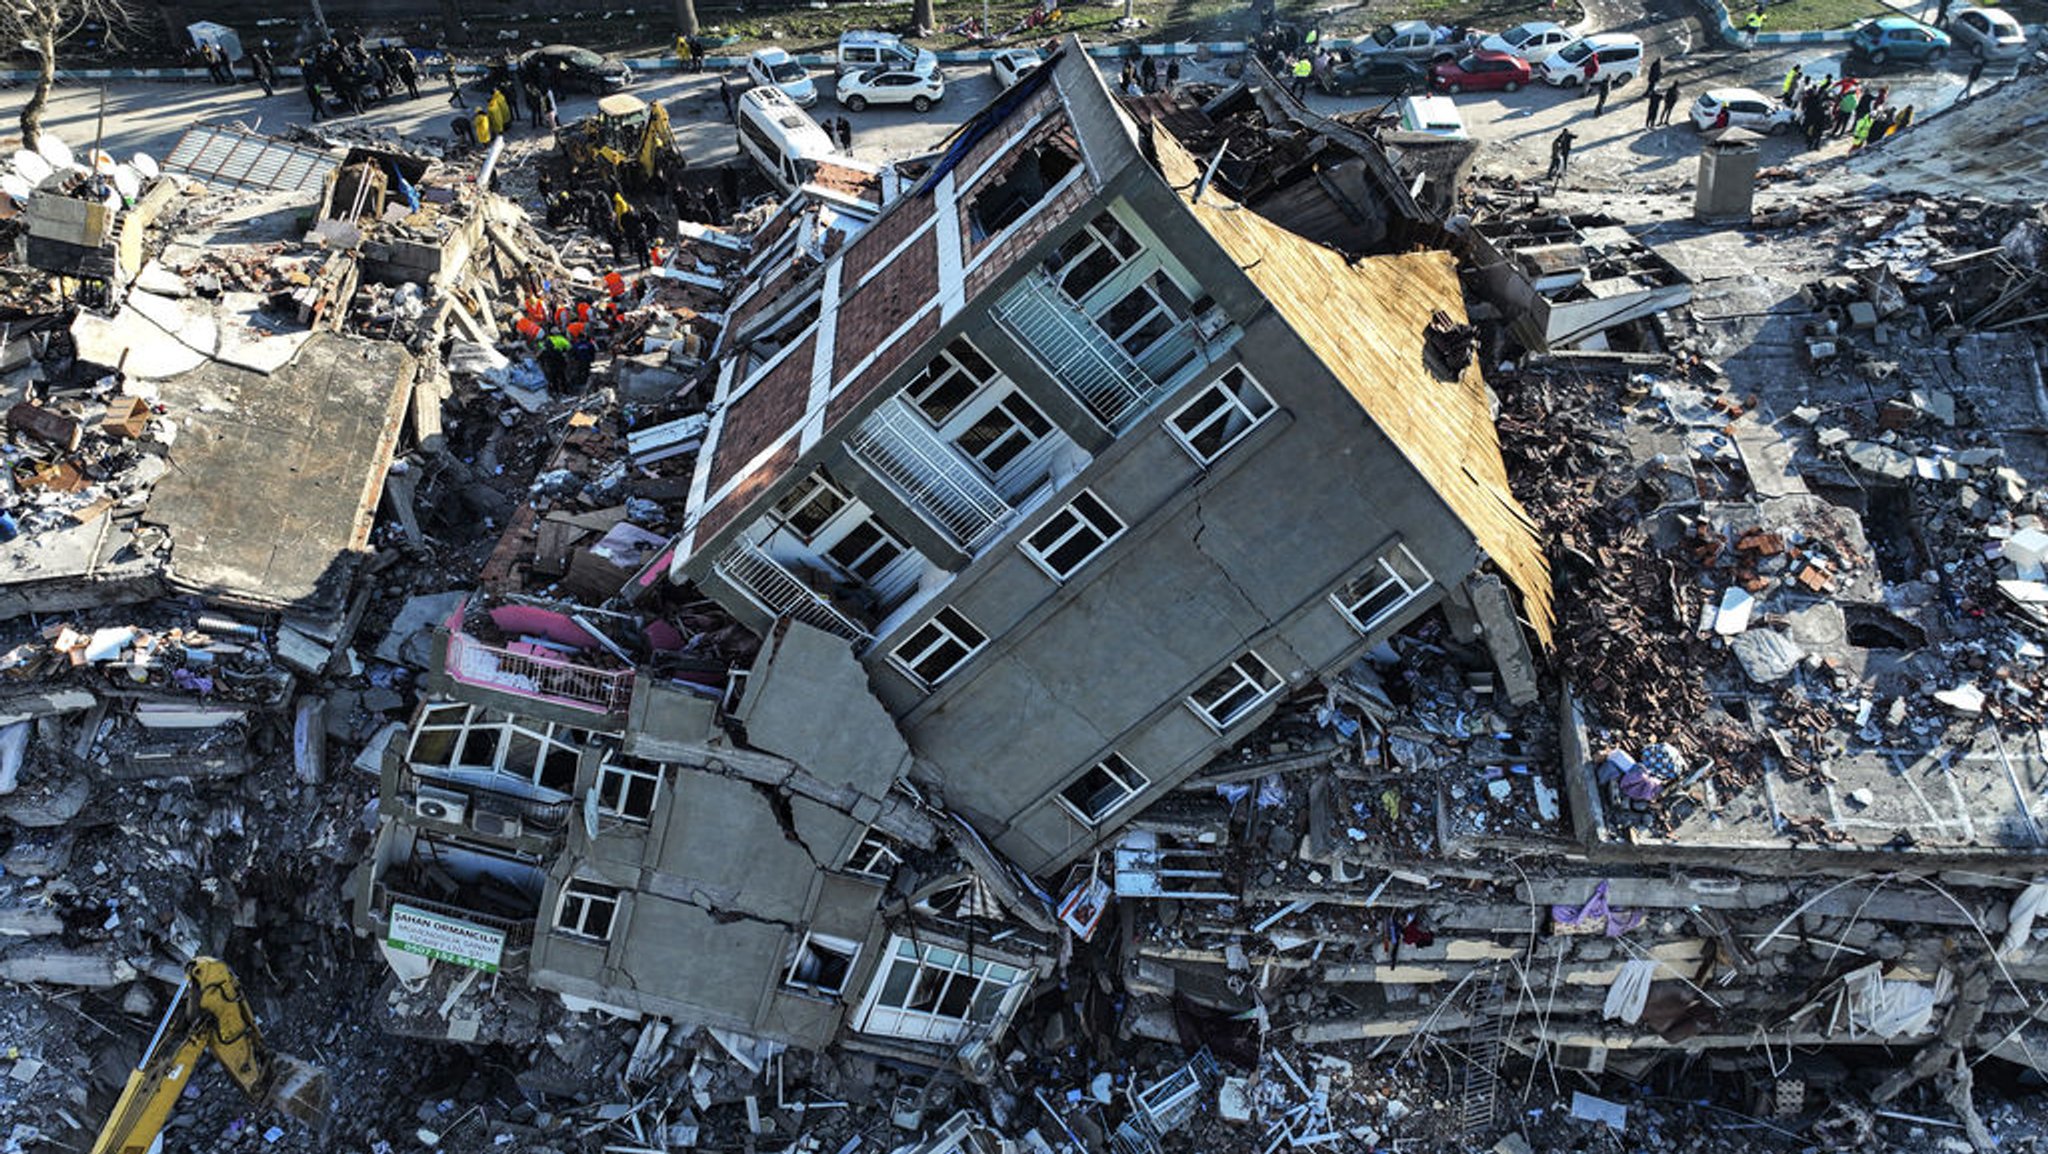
<box><xmin>1330</xmin><ymin>545</ymin><xmax>1432</xmax><ymax>635</ymax></box>
<box><xmin>1044</xmin><ymin>212</ymin><xmax>1142</xmax><ymax>302</ymax></box>
<box><xmin>737</xmin><ymin>298</ymin><xmax>823</xmax><ymax>381</ymax></box>
<box><xmin>966</xmin><ymin>133</ymin><xmax>1081</xmax><ymax>242</ymax></box>
<box><xmin>407</xmin><ymin>703</ymin><xmax>588</xmax><ymax>798</ymax></box>
<box><xmin>784</xmin><ymin>932</ymin><xmax>861</xmax><ymax>997</ymax></box>
<box><xmin>555</xmin><ymin>878</ymin><xmax>622</xmax><ymax>941</ymax></box>
<box><xmin>854</xmin><ymin>935</ymin><xmax>1030</xmax><ymax>1044</ymax></box>
<box><xmin>1167</xmin><ymin>367</ymin><xmax>1276</xmax><ymax>465</ymax></box>
<box><xmin>771</xmin><ymin>471</ymin><xmax>851</xmax><ymax>542</ymax></box>
<box><xmin>1058</xmin><ymin>753</ymin><xmax>1150</xmax><ymax>826</ymax></box>
<box><xmin>595</xmin><ymin>754</ymin><xmax>664</xmax><ymax>822</ymax></box>
<box><xmin>1187</xmin><ymin>652</ymin><xmax>1284</xmax><ymax>732</ymax></box>
<box><xmin>907</xmin><ymin>339</ymin><xmax>1002</xmax><ymax>425</ymax></box>
<box><xmin>845</xmin><ymin>827</ymin><xmax>906</xmax><ymax>879</ymax></box>
<box><xmin>890</xmin><ymin>606</ymin><xmax>988</xmax><ymax>689</ymax></box>
<box><xmin>1022</xmin><ymin>490</ymin><xmax>1124</xmax><ymax>581</ymax></box>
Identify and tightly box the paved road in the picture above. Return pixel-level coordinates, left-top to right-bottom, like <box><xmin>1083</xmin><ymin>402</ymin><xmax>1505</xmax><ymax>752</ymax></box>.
<box><xmin>0</xmin><ymin>23</ymin><xmax>2015</xmax><ymax>204</ymax></box>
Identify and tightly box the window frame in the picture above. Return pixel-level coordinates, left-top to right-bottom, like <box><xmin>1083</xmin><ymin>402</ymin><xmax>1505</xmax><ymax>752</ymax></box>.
<box><xmin>1330</xmin><ymin>544</ymin><xmax>1433</xmax><ymax>635</ymax></box>
<box><xmin>783</xmin><ymin>931</ymin><xmax>862</xmax><ymax>998</ymax></box>
<box><xmin>594</xmin><ymin>754</ymin><xmax>664</xmax><ymax>823</ymax></box>
<box><xmin>1020</xmin><ymin>490</ymin><xmax>1125</xmax><ymax>582</ymax></box>
<box><xmin>1186</xmin><ymin>652</ymin><xmax>1285</xmax><ymax>732</ymax></box>
<box><xmin>1044</xmin><ymin>211</ymin><xmax>1143</xmax><ymax>303</ymax></box>
<box><xmin>1055</xmin><ymin>753</ymin><xmax>1151</xmax><ymax>826</ymax></box>
<box><xmin>406</xmin><ymin>703</ymin><xmax>588</xmax><ymax>798</ymax></box>
<box><xmin>889</xmin><ymin>605</ymin><xmax>989</xmax><ymax>689</ymax></box>
<box><xmin>905</xmin><ymin>338</ymin><xmax>1002</xmax><ymax>426</ymax></box>
<box><xmin>845</xmin><ymin>827</ymin><xmax>906</xmax><ymax>880</ymax></box>
<box><xmin>770</xmin><ymin>471</ymin><xmax>851</xmax><ymax>543</ymax></box>
<box><xmin>555</xmin><ymin>878</ymin><xmax>624</xmax><ymax>942</ymax></box>
<box><xmin>853</xmin><ymin>935</ymin><xmax>1031</xmax><ymax>1045</ymax></box>
<box><xmin>1165</xmin><ymin>366</ymin><xmax>1277</xmax><ymax>465</ymax></box>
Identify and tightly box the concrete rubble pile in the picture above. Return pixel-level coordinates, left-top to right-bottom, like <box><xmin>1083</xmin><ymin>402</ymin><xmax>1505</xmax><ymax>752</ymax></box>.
<box><xmin>3</xmin><ymin>53</ymin><xmax>2048</xmax><ymax>1154</ymax></box>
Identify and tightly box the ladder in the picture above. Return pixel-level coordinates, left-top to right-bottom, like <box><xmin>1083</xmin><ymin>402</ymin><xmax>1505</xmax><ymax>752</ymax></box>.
<box><xmin>1456</xmin><ymin>965</ymin><xmax>1508</xmax><ymax>1138</ymax></box>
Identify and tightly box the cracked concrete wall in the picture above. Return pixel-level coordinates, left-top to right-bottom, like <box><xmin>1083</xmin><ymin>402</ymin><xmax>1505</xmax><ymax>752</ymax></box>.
<box><xmin>871</xmin><ymin>304</ymin><xmax>1481</xmax><ymax>876</ymax></box>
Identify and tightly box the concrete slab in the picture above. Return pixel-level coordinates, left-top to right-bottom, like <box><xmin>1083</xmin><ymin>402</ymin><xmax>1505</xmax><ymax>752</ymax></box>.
<box><xmin>144</xmin><ymin>333</ymin><xmax>415</xmax><ymax>614</ymax></box>
<box><xmin>739</xmin><ymin>621</ymin><xmax>912</xmax><ymax>797</ymax></box>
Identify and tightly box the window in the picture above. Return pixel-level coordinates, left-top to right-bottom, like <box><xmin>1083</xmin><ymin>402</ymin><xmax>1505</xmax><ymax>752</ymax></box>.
<box><xmin>785</xmin><ymin>932</ymin><xmax>860</xmax><ymax>997</ymax></box>
<box><xmin>595</xmin><ymin>755</ymin><xmax>664</xmax><ymax>822</ymax></box>
<box><xmin>1045</xmin><ymin>213</ymin><xmax>1142</xmax><ymax>301</ymax></box>
<box><xmin>407</xmin><ymin>703</ymin><xmax>588</xmax><ymax>797</ymax></box>
<box><xmin>1101</xmin><ymin>272</ymin><xmax>1192</xmax><ymax>360</ymax></box>
<box><xmin>1187</xmin><ymin>652</ymin><xmax>1284</xmax><ymax>731</ymax></box>
<box><xmin>891</xmin><ymin>606</ymin><xmax>988</xmax><ymax>688</ymax></box>
<box><xmin>1022</xmin><ymin>491</ymin><xmax>1124</xmax><ymax>580</ymax></box>
<box><xmin>1057</xmin><ymin>754</ymin><xmax>1150</xmax><ymax>825</ymax></box>
<box><xmin>854</xmin><ymin>935</ymin><xmax>1032</xmax><ymax>1044</ymax></box>
<box><xmin>1331</xmin><ymin>545</ymin><xmax>1432</xmax><ymax>634</ymax></box>
<box><xmin>955</xmin><ymin>391</ymin><xmax>1052</xmax><ymax>475</ymax></box>
<box><xmin>772</xmin><ymin>472</ymin><xmax>850</xmax><ymax>542</ymax></box>
<box><xmin>826</xmin><ymin>517</ymin><xmax>908</xmax><ymax>583</ymax></box>
<box><xmin>1166</xmin><ymin>367</ymin><xmax>1276</xmax><ymax>464</ymax></box>
<box><xmin>966</xmin><ymin>134</ymin><xmax>1082</xmax><ymax>241</ymax></box>
<box><xmin>907</xmin><ymin>339</ymin><xmax>1001</xmax><ymax>424</ymax></box>
<box><xmin>555</xmin><ymin>879</ymin><xmax>622</xmax><ymax>941</ymax></box>
<box><xmin>845</xmin><ymin>828</ymin><xmax>906</xmax><ymax>879</ymax></box>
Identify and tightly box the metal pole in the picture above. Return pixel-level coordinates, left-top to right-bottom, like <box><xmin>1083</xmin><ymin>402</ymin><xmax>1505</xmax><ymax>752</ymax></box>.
<box><xmin>310</xmin><ymin>0</ymin><xmax>330</xmax><ymax>39</ymax></box>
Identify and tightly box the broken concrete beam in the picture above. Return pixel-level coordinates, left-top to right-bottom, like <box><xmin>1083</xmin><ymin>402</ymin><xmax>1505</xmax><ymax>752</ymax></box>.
<box><xmin>0</xmin><ymin>774</ymin><xmax>89</xmax><ymax>828</ymax></box>
<box><xmin>294</xmin><ymin>696</ymin><xmax>327</xmax><ymax>785</ymax></box>
<box><xmin>7</xmin><ymin>402</ymin><xmax>81</xmax><ymax>451</ymax></box>
<box><xmin>0</xmin><ymin>943</ymin><xmax>138</xmax><ymax>987</ymax></box>
<box><xmin>0</xmin><ymin>902</ymin><xmax>64</xmax><ymax>938</ymax></box>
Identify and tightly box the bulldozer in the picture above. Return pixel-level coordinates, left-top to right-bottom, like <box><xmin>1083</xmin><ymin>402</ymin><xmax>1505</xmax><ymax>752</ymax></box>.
<box><xmin>556</xmin><ymin>92</ymin><xmax>681</xmax><ymax>189</ymax></box>
<box><xmin>91</xmin><ymin>956</ymin><xmax>329</xmax><ymax>1154</ymax></box>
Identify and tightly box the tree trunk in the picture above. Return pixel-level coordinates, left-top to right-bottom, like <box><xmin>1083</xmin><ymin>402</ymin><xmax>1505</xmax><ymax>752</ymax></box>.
<box><xmin>913</xmin><ymin>0</ymin><xmax>935</xmax><ymax>36</ymax></box>
<box><xmin>673</xmin><ymin>0</ymin><xmax>699</xmax><ymax>37</ymax></box>
<box><xmin>20</xmin><ymin>29</ymin><xmax>57</xmax><ymax>155</ymax></box>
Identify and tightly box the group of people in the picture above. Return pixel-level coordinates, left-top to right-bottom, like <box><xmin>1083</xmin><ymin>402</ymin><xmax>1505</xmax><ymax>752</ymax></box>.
<box><xmin>1781</xmin><ymin>65</ymin><xmax>1914</xmax><ymax>150</ymax></box>
<box><xmin>298</xmin><ymin>33</ymin><xmax>421</xmax><ymax>121</ymax></box>
<box><xmin>1117</xmin><ymin>54</ymin><xmax>1183</xmax><ymax>97</ymax></box>
<box><xmin>194</xmin><ymin>40</ymin><xmax>281</xmax><ymax>95</ymax></box>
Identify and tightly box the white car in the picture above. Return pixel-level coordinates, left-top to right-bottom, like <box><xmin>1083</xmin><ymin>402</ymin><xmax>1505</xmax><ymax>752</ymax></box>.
<box><xmin>1534</xmin><ymin>32</ymin><xmax>1645</xmax><ymax>88</ymax></box>
<box><xmin>746</xmin><ymin>48</ymin><xmax>818</xmax><ymax>107</ymax></box>
<box><xmin>1477</xmin><ymin>21</ymin><xmax>1573</xmax><ymax>60</ymax></box>
<box><xmin>1689</xmin><ymin>88</ymin><xmax>1795</xmax><ymax>134</ymax></box>
<box><xmin>835</xmin><ymin>65</ymin><xmax>945</xmax><ymax>112</ymax></box>
<box><xmin>990</xmin><ymin>48</ymin><xmax>1044</xmax><ymax>90</ymax></box>
<box><xmin>1949</xmin><ymin>6</ymin><xmax>2028</xmax><ymax>60</ymax></box>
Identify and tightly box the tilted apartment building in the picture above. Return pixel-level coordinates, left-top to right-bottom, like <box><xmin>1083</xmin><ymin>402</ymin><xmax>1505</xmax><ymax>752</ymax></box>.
<box><xmin>353</xmin><ymin>38</ymin><xmax>1550</xmax><ymax>1072</ymax></box>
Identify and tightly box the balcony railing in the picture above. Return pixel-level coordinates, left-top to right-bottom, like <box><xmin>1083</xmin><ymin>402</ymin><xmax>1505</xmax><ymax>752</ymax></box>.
<box><xmin>995</xmin><ymin>275</ymin><xmax>1164</xmax><ymax>430</ymax></box>
<box><xmin>399</xmin><ymin>767</ymin><xmax>574</xmax><ymax>835</ymax></box>
<box><xmin>444</xmin><ymin>630</ymin><xmax>634</xmax><ymax>715</ymax></box>
<box><xmin>377</xmin><ymin>886</ymin><xmax>535</xmax><ymax>952</ymax></box>
<box><xmin>850</xmin><ymin>399</ymin><xmax>1014</xmax><ymax>548</ymax></box>
<box><xmin>713</xmin><ymin>542</ymin><xmax>874</xmax><ymax>643</ymax></box>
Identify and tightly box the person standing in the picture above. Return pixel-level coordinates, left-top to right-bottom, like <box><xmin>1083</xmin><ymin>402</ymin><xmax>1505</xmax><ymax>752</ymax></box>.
<box><xmin>1644</xmin><ymin>84</ymin><xmax>1663</xmax><ymax>128</ymax></box>
<box><xmin>1743</xmin><ymin>8</ymin><xmax>1765</xmax><ymax>46</ymax></box>
<box><xmin>1935</xmin><ymin>0</ymin><xmax>1953</xmax><ymax>25</ymax></box>
<box><xmin>720</xmin><ymin>73</ymin><xmax>736</xmax><ymax>115</ymax></box>
<box><xmin>837</xmin><ymin>117</ymin><xmax>854</xmax><ymax>152</ymax></box>
<box><xmin>1593</xmin><ymin>75</ymin><xmax>1611</xmax><ymax>114</ymax></box>
<box><xmin>1659</xmin><ymin>81</ymin><xmax>1679</xmax><ymax>124</ymax></box>
<box><xmin>446</xmin><ymin>56</ymin><xmax>466</xmax><ymax>107</ymax></box>
<box><xmin>1645</xmin><ymin>56</ymin><xmax>1662</xmax><ymax>97</ymax></box>
<box><xmin>302</xmin><ymin>63</ymin><xmax>326</xmax><ymax>121</ymax></box>
<box><xmin>675</xmin><ymin>33</ymin><xmax>694</xmax><ymax>71</ymax></box>
<box><xmin>398</xmin><ymin>52</ymin><xmax>419</xmax><ymax>99</ymax></box>
<box><xmin>1290</xmin><ymin>54</ymin><xmax>1312</xmax><ymax>98</ymax></box>
<box><xmin>1781</xmin><ymin>62</ymin><xmax>1801</xmax><ymax>104</ymax></box>
<box><xmin>1960</xmin><ymin>56</ymin><xmax>1985</xmax><ymax>98</ymax></box>
<box><xmin>1166</xmin><ymin>57</ymin><xmax>1181</xmax><ymax>90</ymax></box>
<box><xmin>1546</xmin><ymin>127</ymin><xmax>1575</xmax><ymax>181</ymax></box>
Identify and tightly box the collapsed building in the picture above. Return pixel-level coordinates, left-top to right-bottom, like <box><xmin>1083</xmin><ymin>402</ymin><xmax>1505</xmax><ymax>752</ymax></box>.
<box><xmin>1</xmin><ymin>32</ymin><xmax>2047</xmax><ymax>1154</ymax></box>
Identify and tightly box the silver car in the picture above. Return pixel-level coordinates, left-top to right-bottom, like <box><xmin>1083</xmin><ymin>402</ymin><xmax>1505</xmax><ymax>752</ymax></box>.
<box><xmin>1948</xmin><ymin>5</ymin><xmax>2028</xmax><ymax>60</ymax></box>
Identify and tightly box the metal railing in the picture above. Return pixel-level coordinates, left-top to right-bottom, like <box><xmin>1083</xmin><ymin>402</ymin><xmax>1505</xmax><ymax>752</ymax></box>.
<box><xmin>399</xmin><ymin>768</ymin><xmax>574</xmax><ymax>834</ymax></box>
<box><xmin>378</xmin><ymin>886</ymin><xmax>535</xmax><ymax>951</ymax></box>
<box><xmin>850</xmin><ymin>399</ymin><xmax>1014</xmax><ymax>548</ymax></box>
<box><xmin>713</xmin><ymin>542</ymin><xmax>874</xmax><ymax>643</ymax></box>
<box><xmin>994</xmin><ymin>275</ymin><xmax>1161</xmax><ymax>430</ymax></box>
<box><xmin>443</xmin><ymin>630</ymin><xmax>635</xmax><ymax>715</ymax></box>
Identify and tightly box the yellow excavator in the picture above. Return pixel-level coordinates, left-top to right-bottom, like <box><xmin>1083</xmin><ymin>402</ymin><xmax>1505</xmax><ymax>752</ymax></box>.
<box><xmin>557</xmin><ymin>93</ymin><xmax>680</xmax><ymax>186</ymax></box>
<box><xmin>91</xmin><ymin>957</ymin><xmax>330</xmax><ymax>1154</ymax></box>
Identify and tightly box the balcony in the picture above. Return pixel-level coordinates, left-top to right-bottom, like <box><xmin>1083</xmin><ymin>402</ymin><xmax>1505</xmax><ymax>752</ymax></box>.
<box><xmin>443</xmin><ymin>622</ymin><xmax>635</xmax><ymax>716</ymax></box>
<box><xmin>398</xmin><ymin>767</ymin><xmax>575</xmax><ymax>841</ymax></box>
<box><xmin>713</xmin><ymin>541</ymin><xmax>875</xmax><ymax>643</ymax></box>
<box><xmin>994</xmin><ymin>274</ymin><xmax>1235</xmax><ymax>432</ymax></box>
<box><xmin>849</xmin><ymin>398</ymin><xmax>1015</xmax><ymax>549</ymax></box>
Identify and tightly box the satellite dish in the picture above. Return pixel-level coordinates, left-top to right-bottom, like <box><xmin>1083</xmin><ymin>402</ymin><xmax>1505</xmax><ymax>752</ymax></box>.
<box><xmin>113</xmin><ymin>165</ymin><xmax>140</xmax><ymax>199</ymax></box>
<box><xmin>12</xmin><ymin>150</ymin><xmax>52</xmax><ymax>186</ymax></box>
<box><xmin>99</xmin><ymin>183</ymin><xmax>120</xmax><ymax>209</ymax></box>
<box><xmin>0</xmin><ymin>173</ymin><xmax>30</xmax><ymax>205</ymax></box>
<box><xmin>131</xmin><ymin>152</ymin><xmax>160</xmax><ymax>180</ymax></box>
<box><xmin>89</xmin><ymin>149</ymin><xmax>115</xmax><ymax>174</ymax></box>
<box><xmin>36</xmin><ymin>134</ymin><xmax>74</xmax><ymax>171</ymax></box>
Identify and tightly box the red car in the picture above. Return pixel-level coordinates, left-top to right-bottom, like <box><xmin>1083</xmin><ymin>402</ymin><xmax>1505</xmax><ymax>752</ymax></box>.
<box><xmin>1429</xmin><ymin>50</ymin><xmax>1531</xmax><ymax>94</ymax></box>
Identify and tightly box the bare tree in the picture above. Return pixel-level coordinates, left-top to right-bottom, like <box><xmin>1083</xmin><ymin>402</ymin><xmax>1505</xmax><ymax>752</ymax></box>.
<box><xmin>673</xmin><ymin>0</ymin><xmax>699</xmax><ymax>38</ymax></box>
<box><xmin>4</xmin><ymin>0</ymin><xmax>136</xmax><ymax>153</ymax></box>
<box><xmin>913</xmin><ymin>0</ymin><xmax>935</xmax><ymax>36</ymax></box>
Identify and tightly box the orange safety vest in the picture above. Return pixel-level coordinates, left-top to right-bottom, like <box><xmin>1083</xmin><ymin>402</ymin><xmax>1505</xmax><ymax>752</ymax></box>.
<box><xmin>576</xmin><ymin>301</ymin><xmax>592</xmax><ymax>323</ymax></box>
<box><xmin>514</xmin><ymin>316</ymin><xmax>541</xmax><ymax>340</ymax></box>
<box><xmin>567</xmin><ymin>320</ymin><xmax>587</xmax><ymax>340</ymax></box>
<box><xmin>603</xmin><ymin>271</ymin><xmax>627</xmax><ymax>298</ymax></box>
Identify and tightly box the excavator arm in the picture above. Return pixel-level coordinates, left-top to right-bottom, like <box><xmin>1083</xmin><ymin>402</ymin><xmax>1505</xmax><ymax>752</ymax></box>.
<box><xmin>92</xmin><ymin>958</ymin><xmax>329</xmax><ymax>1154</ymax></box>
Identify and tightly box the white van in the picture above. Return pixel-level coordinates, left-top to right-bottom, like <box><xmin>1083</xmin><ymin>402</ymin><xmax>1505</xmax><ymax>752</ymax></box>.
<box><xmin>1396</xmin><ymin>95</ymin><xmax>1468</xmax><ymax>140</ymax></box>
<box><xmin>837</xmin><ymin>30</ymin><xmax>938</xmax><ymax>77</ymax></box>
<box><xmin>735</xmin><ymin>86</ymin><xmax>842</xmax><ymax>195</ymax></box>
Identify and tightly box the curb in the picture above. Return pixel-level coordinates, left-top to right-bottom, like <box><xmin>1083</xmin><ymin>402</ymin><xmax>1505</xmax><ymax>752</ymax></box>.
<box><xmin>1702</xmin><ymin>0</ymin><xmax>1858</xmax><ymax>46</ymax></box>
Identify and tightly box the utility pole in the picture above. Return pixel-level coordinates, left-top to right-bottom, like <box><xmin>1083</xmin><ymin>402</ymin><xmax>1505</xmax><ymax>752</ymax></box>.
<box><xmin>309</xmin><ymin>0</ymin><xmax>330</xmax><ymax>39</ymax></box>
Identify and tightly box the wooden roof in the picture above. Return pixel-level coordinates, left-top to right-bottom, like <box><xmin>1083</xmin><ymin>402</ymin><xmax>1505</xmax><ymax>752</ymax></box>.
<box><xmin>1151</xmin><ymin>125</ymin><xmax>1554</xmax><ymax>646</ymax></box>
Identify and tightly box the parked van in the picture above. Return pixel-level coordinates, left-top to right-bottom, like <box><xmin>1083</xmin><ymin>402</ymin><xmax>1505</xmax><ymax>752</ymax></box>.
<box><xmin>734</xmin><ymin>85</ymin><xmax>841</xmax><ymax>195</ymax></box>
<box><xmin>837</xmin><ymin>30</ymin><xmax>938</xmax><ymax>77</ymax></box>
<box><xmin>1395</xmin><ymin>94</ymin><xmax>1468</xmax><ymax>139</ymax></box>
<box><xmin>1534</xmin><ymin>32</ymin><xmax>1645</xmax><ymax>88</ymax></box>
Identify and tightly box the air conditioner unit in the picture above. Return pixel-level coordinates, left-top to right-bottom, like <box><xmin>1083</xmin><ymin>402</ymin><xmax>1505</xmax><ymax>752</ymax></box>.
<box><xmin>412</xmin><ymin>786</ymin><xmax>468</xmax><ymax>825</ymax></box>
<box><xmin>1193</xmin><ymin>305</ymin><xmax>1230</xmax><ymax>340</ymax></box>
<box><xmin>955</xmin><ymin>1037</ymin><xmax>997</xmax><ymax>1082</ymax></box>
<box><xmin>470</xmin><ymin>809</ymin><xmax>523</xmax><ymax>840</ymax></box>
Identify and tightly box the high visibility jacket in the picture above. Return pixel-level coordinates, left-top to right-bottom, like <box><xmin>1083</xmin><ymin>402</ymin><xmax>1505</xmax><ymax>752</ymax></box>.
<box><xmin>472</xmin><ymin>110</ymin><xmax>492</xmax><ymax>145</ymax></box>
<box><xmin>1291</xmin><ymin>59</ymin><xmax>1311</xmax><ymax>78</ymax></box>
